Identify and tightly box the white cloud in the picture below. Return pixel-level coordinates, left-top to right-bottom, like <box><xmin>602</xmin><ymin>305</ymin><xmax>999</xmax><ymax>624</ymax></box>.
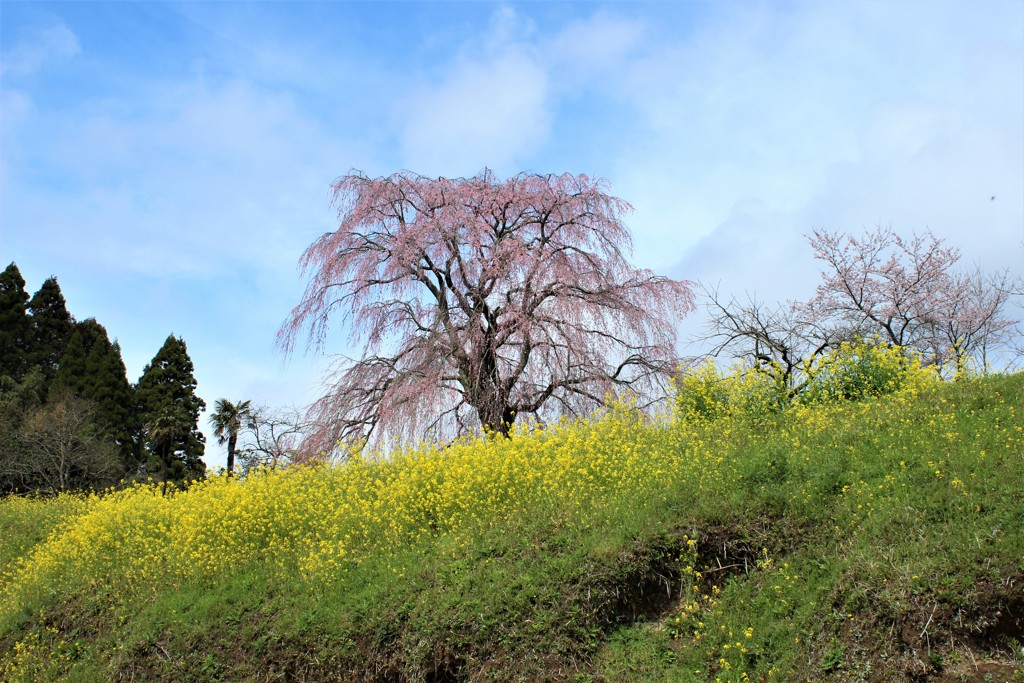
<box><xmin>399</xmin><ymin>9</ymin><xmax>551</xmax><ymax>177</ymax></box>
<box><xmin>600</xmin><ymin>0</ymin><xmax>1023</xmax><ymax>288</ymax></box>
<box><xmin>1</xmin><ymin>22</ymin><xmax>80</xmax><ymax>77</ymax></box>
<box><xmin>2</xmin><ymin>71</ymin><xmax>376</xmax><ymax>471</ymax></box>
<box><xmin>4</xmin><ymin>78</ymin><xmax>359</xmax><ymax>280</ymax></box>
<box><xmin>550</xmin><ymin>12</ymin><xmax>645</xmax><ymax>77</ymax></box>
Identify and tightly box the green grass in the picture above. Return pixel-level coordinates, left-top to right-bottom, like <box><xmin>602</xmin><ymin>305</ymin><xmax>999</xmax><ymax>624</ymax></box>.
<box><xmin>1</xmin><ymin>372</ymin><xmax>1022</xmax><ymax>682</ymax></box>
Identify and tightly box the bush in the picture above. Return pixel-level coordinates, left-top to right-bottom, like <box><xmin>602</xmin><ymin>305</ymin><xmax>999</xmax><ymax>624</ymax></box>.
<box><xmin>800</xmin><ymin>339</ymin><xmax>934</xmax><ymax>405</ymax></box>
<box><xmin>674</xmin><ymin>360</ymin><xmax>790</xmax><ymax>426</ymax></box>
<box><xmin>676</xmin><ymin>341</ymin><xmax>939</xmax><ymax>428</ymax></box>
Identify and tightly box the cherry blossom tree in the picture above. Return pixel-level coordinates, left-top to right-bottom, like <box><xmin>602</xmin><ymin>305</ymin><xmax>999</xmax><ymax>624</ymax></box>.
<box><xmin>702</xmin><ymin>225</ymin><xmax>1021</xmax><ymax>384</ymax></box>
<box><xmin>933</xmin><ymin>267</ymin><xmax>1020</xmax><ymax>374</ymax></box>
<box><xmin>807</xmin><ymin>226</ymin><xmax>1020</xmax><ymax>373</ymax></box>
<box><xmin>280</xmin><ymin>170</ymin><xmax>695</xmax><ymax>456</ymax></box>
<box><xmin>806</xmin><ymin>226</ymin><xmax>960</xmax><ymax>352</ymax></box>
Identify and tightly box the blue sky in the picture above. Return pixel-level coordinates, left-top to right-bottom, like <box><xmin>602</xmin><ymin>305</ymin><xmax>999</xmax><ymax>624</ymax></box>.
<box><xmin>2</xmin><ymin>1</ymin><xmax>1022</xmax><ymax>469</ymax></box>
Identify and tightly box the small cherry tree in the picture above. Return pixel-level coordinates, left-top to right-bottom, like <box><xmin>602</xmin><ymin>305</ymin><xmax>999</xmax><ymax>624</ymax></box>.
<box><xmin>935</xmin><ymin>266</ymin><xmax>1020</xmax><ymax>374</ymax></box>
<box><xmin>280</xmin><ymin>170</ymin><xmax>695</xmax><ymax>456</ymax></box>
<box><xmin>807</xmin><ymin>226</ymin><xmax>1020</xmax><ymax>373</ymax></box>
<box><xmin>701</xmin><ymin>225</ymin><xmax>1021</xmax><ymax>387</ymax></box>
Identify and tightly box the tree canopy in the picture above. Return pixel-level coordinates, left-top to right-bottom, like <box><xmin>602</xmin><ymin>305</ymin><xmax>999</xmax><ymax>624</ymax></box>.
<box><xmin>137</xmin><ymin>335</ymin><xmax>206</xmax><ymax>483</ymax></box>
<box><xmin>0</xmin><ymin>265</ymin><xmax>206</xmax><ymax>494</ymax></box>
<box><xmin>0</xmin><ymin>263</ymin><xmax>31</xmax><ymax>381</ymax></box>
<box><xmin>27</xmin><ymin>277</ymin><xmax>74</xmax><ymax>388</ymax></box>
<box><xmin>805</xmin><ymin>227</ymin><xmax>1020</xmax><ymax>373</ymax></box>
<box><xmin>281</xmin><ymin>169</ymin><xmax>695</xmax><ymax>455</ymax></box>
<box><xmin>52</xmin><ymin>319</ymin><xmax>140</xmax><ymax>471</ymax></box>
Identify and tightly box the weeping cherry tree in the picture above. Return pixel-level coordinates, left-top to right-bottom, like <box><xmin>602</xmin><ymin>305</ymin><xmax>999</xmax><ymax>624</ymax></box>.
<box><xmin>280</xmin><ymin>170</ymin><xmax>695</xmax><ymax>456</ymax></box>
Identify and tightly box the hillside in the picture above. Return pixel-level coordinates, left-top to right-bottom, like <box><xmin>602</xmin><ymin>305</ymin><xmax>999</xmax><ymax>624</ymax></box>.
<box><xmin>1</xmin><ymin>369</ymin><xmax>1022</xmax><ymax>682</ymax></box>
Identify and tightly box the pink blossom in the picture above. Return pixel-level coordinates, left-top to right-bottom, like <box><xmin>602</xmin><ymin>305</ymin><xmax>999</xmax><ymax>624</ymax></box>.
<box><xmin>280</xmin><ymin>170</ymin><xmax>695</xmax><ymax>457</ymax></box>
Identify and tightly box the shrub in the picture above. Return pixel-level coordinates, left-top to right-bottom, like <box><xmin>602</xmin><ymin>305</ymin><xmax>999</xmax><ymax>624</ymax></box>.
<box><xmin>675</xmin><ymin>360</ymin><xmax>790</xmax><ymax>426</ymax></box>
<box><xmin>800</xmin><ymin>339</ymin><xmax>934</xmax><ymax>405</ymax></box>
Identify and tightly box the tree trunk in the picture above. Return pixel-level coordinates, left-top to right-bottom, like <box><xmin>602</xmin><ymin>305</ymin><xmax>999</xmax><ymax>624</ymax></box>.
<box><xmin>227</xmin><ymin>432</ymin><xmax>237</xmax><ymax>476</ymax></box>
<box><xmin>480</xmin><ymin>402</ymin><xmax>516</xmax><ymax>438</ymax></box>
<box><xmin>160</xmin><ymin>442</ymin><xmax>170</xmax><ymax>495</ymax></box>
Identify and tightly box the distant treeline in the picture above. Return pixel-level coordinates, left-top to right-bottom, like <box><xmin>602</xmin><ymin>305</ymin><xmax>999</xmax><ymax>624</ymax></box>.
<box><xmin>0</xmin><ymin>263</ymin><xmax>206</xmax><ymax>495</ymax></box>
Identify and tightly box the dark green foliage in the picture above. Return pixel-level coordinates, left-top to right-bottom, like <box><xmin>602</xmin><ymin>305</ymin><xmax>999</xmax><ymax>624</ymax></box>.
<box><xmin>0</xmin><ymin>371</ymin><xmax>120</xmax><ymax>494</ymax></box>
<box><xmin>0</xmin><ymin>263</ymin><xmax>31</xmax><ymax>381</ymax></box>
<box><xmin>136</xmin><ymin>336</ymin><xmax>206</xmax><ymax>483</ymax></box>
<box><xmin>0</xmin><ymin>270</ymin><xmax>167</xmax><ymax>494</ymax></box>
<box><xmin>51</xmin><ymin>320</ymin><xmax>140</xmax><ymax>473</ymax></box>
<box><xmin>51</xmin><ymin>328</ymin><xmax>88</xmax><ymax>386</ymax></box>
<box><xmin>0</xmin><ymin>367</ymin><xmax>45</xmax><ymax>418</ymax></box>
<box><xmin>26</xmin><ymin>277</ymin><xmax>75</xmax><ymax>389</ymax></box>
<box><xmin>0</xmin><ymin>369</ymin><xmax>46</xmax><ymax>494</ymax></box>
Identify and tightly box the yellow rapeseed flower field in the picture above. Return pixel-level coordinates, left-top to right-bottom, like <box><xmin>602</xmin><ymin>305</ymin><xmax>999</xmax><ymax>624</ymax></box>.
<box><xmin>1</xmin><ymin>342</ymin><xmax>943</xmax><ymax>624</ymax></box>
<box><xmin>2</xmin><ymin>342</ymin><xmax>1022</xmax><ymax>682</ymax></box>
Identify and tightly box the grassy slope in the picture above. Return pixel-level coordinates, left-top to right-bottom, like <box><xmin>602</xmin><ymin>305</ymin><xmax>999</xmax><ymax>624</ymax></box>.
<box><xmin>1</xmin><ymin>373</ymin><xmax>1022</xmax><ymax>682</ymax></box>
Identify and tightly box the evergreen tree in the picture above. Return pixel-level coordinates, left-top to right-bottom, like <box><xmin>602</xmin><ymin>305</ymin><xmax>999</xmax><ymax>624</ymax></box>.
<box><xmin>97</xmin><ymin>340</ymin><xmax>141</xmax><ymax>472</ymax></box>
<box><xmin>52</xmin><ymin>319</ymin><xmax>140</xmax><ymax>473</ymax></box>
<box><xmin>52</xmin><ymin>327</ymin><xmax>89</xmax><ymax>385</ymax></box>
<box><xmin>0</xmin><ymin>263</ymin><xmax>31</xmax><ymax>381</ymax></box>
<box><xmin>27</xmin><ymin>277</ymin><xmax>75</xmax><ymax>386</ymax></box>
<box><xmin>0</xmin><ymin>368</ymin><xmax>46</xmax><ymax>494</ymax></box>
<box><xmin>136</xmin><ymin>335</ymin><xmax>206</xmax><ymax>484</ymax></box>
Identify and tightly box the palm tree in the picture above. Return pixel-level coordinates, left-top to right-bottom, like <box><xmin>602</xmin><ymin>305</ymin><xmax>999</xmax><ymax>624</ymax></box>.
<box><xmin>209</xmin><ymin>399</ymin><xmax>252</xmax><ymax>477</ymax></box>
